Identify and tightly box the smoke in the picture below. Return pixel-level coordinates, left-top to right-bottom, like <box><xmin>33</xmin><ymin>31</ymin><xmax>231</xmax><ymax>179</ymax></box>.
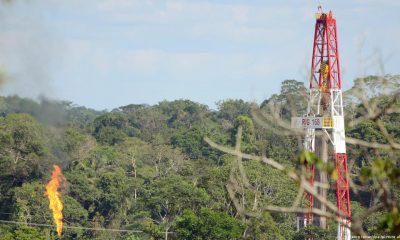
<box><xmin>0</xmin><ymin>2</ymin><xmax>57</xmax><ymax>99</ymax></box>
<box><xmin>0</xmin><ymin>66</ymin><xmax>6</xmax><ymax>86</ymax></box>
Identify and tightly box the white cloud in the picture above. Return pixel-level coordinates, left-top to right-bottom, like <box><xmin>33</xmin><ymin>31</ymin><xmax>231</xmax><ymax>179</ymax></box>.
<box><xmin>122</xmin><ymin>49</ymin><xmax>163</xmax><ymax>76</ymax></box>
<box><xmin>97</xmin><ymin>0</ymin><xmax>144</xmax><ymax>11</ymax></box>
<box><xmin>117</xmin><ymin>48</ymin><xmax>275</xmax><ymax>82</ymax></box>
<box><xmin>92</xmin><ymin>1</ymin><xmax>296</xmax><ymax>29</ymax></box>
<box><xmin>5</xmin><ymin>0</ymin><xmax>398</xmax><ymax>110</ymax></box>
<box><xmin>353</xmin><ymin>0</ymin><xmax>400</xmax><ymax>6</ymax></box>
<box><xmin>231</xmin><ymin>5</ymin><xmax>250</xmax><ymax>23</ymax></box>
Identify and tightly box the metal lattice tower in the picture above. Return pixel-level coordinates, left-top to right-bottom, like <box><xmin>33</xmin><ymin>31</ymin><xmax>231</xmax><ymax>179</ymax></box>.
<box><xmin>292</xmin><ymin>8</ymin><xmax>351</xmax><ymax>240</ymax></box>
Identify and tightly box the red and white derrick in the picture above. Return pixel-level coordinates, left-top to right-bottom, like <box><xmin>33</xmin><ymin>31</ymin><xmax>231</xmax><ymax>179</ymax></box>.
<box><xmin>291</xmin><ymin>7</ymin><xmax>351</xmax><ymax>240</ymax></box>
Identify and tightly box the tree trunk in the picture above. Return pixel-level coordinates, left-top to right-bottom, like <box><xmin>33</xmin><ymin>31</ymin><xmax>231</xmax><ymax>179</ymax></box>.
<box><xmin>165</xmin><ymin>226</ymin><xmax>169</xmax><ymax>240</ymax></box>
<box><xmin>134</xmin><ymin>165</ymin><xmax>137</xmax><ymax>200</ymax></box>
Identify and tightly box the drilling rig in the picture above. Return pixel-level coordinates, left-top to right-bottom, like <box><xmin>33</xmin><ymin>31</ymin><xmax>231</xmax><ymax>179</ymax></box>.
<box><xmin>291</xmin><ymin>5</ymin><xmax>351</xmax><ymax>240</ymax></box>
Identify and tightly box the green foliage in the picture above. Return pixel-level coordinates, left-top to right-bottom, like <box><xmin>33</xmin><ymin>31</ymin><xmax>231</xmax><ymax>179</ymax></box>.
<box><xmin>156</xmin><ymin>99</ymin><xmax>209</xmax><ymax>128</ymax></box>
<box><xmin>171</xmin><ymin>126</ymin><xmax>204</xmax><ymax>159</ymax></box>
<box><xmin>174</xmin><ymin>208</ymin><xmax>245</xmax><ymax>240</ymax></box>
<box><xmin>2</xmin><ymin>226</ymin><xmax>48</xmax><ymax>240</ymax></box>
<box><xmin>122</xmin><ymin>234</ymin><xmax>142</xmax><ymax>240</ymax></box>
<box><xmin>64</xmin><ymin>171</ymin><xmax>100</xmax><ymax>211</ymax></box>
<box><xmin>144</xmin><ymin>175</ymin><xmax>210</xmax><ymax>221</ymax></box>
<box><xmin>360</xmin><ymin>158</ymin><xmax>400</xmax><ymax>182</ymax></box>
<box><xmin>360</xmin><ymin>158</ymin><xmax>400</xmax><ymax>234</ymax></box>
<box><xmin>381</xmin><ymin>208</ymin><xmax>400</xmax><ymax>235</ymax></box>
<box><xmin>178</xmin><ymin>159</ymin><xmax>231</xmax><ymax>210</ymax></box>
<box><xmin>232</xmin><ymin>115</ymin><xmax>256</xmax><ymax>153</ymax></box>
<box><xmin>171</xmin><ymin>125</ymin><xmax>219</xmax><ymax>161</ymax></box>
<box><xmin>347</xmin><ymin>75</ymin><xmax>400</xmax><ymax>98</ymax></box>
<box><xmin>62</xmin><ymin>127</ymin><xmax>87</xmax><ymax>154</ymax></box>
<box><xmin>62</xmin><ymin>195</ymin><xmax>89</xmax><ymax>239</ymax></box>
<box><xmin>298</xmin><ymin>150</ymin><xmax>336</xmax><ymax>179</ymax></box>
<box><xmin>93</xmin><ymin>112</ymin><xmax>133</xmax><ymax>144</ymax></box>
<box><xmin>0</xmin><ymin>113</ymin><xmax>47</xmax><ymax>166</ymax></box>
<box><xmin>246</xmin><ymin>212</ymin><xmax>286</xmax><ymax>240</ymax></box>
<box><xmin>350</xmin><ymin>201</ymin><xmax>384</xmax><ymax>235</ymax></box>
<box><xmin>118</xmin><ymin>104</ymin><xmax>169</xmax><ymax>142</ymax></box>
<box><xmin>217</xmin><ymin>99</ymin><xmax>253</xmax><ymax>122</ymax></box>
<box><xmin>348</xmin><ymin>120</ymin><xmax>386</xmax><ymax>143</ymax></box>
<box><xmin>261</xmin><ymin>80</ymin><xmax>307</xmax><ymax>119</ymax></box>
<box><xmin>245</xmin><ymin>160</ymin><xmax>297</xmax><ymax>207</ymax></box>
<box><xmin>66</xmin><ymin>105</ymin><xmax>101</xmax><ymax>129</ymax></box>
<box><xmin>85</xmin><ymin>146</ymin><xmax>121</xmax><ymax>174</ymax></box>
<box><xmin>12</xmin><ymin>181</ymin><xmax>51</xmax><ymax>224</ymax></box>
<box><xmin>97</xmin><ymin>169</ymin><xmax>132</xmax><ymax>216</ymax></box>
<box><xmin>0</xmin><ymin>76</ymin><xmax>398</xmax><ymax>239</ymax></box>
<box><xmin>293</xmin><ymin>225</ymin><xmax>331</xmax><ymax>240</ymax></box>
<box><xmin>96</xmin><ymin>127</ymin><xmax>127</xmax><ymax>145</ymax></box>
<box><xmin>0</xmin><ymin>113</ymin><xmax>50</xmax><ymax>209</ymax></box>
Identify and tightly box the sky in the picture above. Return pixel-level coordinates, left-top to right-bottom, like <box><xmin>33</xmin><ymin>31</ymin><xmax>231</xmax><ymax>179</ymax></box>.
<box><xmin>0</xmin><ymin>0</ymin><xmax>399</xmax><ymax>110</ymax></box>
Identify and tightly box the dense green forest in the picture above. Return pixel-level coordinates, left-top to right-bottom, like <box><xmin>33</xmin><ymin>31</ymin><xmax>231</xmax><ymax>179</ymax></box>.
<box><xmin>0</xmin><ymin>75</ymin><xmax>399</xmax><ymax>239</ymax></box>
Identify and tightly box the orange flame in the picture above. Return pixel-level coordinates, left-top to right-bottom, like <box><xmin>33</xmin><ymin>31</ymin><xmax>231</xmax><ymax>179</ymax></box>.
<box><xmin>45</xmin><ymin>165</ymin><xmax>64</xmax><ymax>236</ymax></box>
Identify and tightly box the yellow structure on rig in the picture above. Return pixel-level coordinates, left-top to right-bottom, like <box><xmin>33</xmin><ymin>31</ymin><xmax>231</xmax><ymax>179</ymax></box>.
<box><xmin>320</xmin><ymin>61</ymin><xmax>329</xmax><ymax>93</ymax></box>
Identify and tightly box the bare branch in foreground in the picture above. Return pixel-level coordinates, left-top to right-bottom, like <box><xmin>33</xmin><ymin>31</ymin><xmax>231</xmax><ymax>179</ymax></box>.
<box><xmin>346</xmin><ymin>137</ymin><xmax>400</xmax><ymax>150</ymax></box>
<box><xmin>204</xmin><ymin>136</ymin><xmax>370</xmax><ymax>237</ymax></box>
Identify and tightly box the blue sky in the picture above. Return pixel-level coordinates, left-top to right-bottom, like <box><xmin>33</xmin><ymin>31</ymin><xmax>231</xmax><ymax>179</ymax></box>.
<box><xmin>0</xmin><ymin>0</ymin><xmax>399</xmax><ymax>110</ymax></box>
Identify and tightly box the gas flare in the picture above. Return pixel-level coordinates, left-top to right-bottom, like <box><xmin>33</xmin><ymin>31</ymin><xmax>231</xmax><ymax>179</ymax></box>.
<box><xmin>45</xmin><ymin>165</ymin><xmax>64</xmax><ymax>236</ymax></box>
